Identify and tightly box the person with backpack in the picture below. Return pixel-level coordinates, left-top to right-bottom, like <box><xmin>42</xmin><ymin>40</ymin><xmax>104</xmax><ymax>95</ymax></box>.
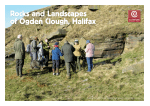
<box><xmin>30</xmin><ymin>37</ymin><xmax>39</xmax><ymax>69</ymax></box>
<box><xmin>13</xmin><ymin>34</ymin><xmax>25</xmax><ymax>77</ymax></box>
<box><xmin>52</xmin><ymin>42</ymin><xmax>63</xmax><ymax>76</ymax></box>
<box><xmin>85</xmin><ymin>40</ymin><xmax>95</xmax><ymax>72</ymax></box>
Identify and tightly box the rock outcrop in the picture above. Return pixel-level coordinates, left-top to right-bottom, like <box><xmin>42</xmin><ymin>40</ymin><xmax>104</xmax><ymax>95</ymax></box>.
<box><xmin>124</xmin><ymin>34</ymin><xmax>144</xmax><ymax>52</ymax></box>
<box><xmin>72</xmin><ymin>5</ymin><xmax>82</xmax><ymax>9</ymax></box>
<box><xmin>68</xmin><ymin>34</ymin><xmax>125</xmax><ymax>58</ymax></box>
<box><xmin>122</xmin><ymin>60</ymin><xmax>144</xmax><ymax>74</ymax></box>
<box><xmin>46</xmin><ymin>27</ymin><xmax>67</xmax><ymax>41</ymax></box>
<box><xmin>88</xmin><ymin>5</ymin><xmax>100</xmax><ymax>11</ymax></box>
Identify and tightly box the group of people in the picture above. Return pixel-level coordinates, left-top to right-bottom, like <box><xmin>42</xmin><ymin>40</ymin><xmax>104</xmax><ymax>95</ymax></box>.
<box><xmin>13</xmin><ymin>34</ymin><xmax>95</xmax><ymax>79</ymax></box>
<box><xmin>26</xmin><ymin>37</ymin><xmax>50</xmax><ymax>69</ymax></box>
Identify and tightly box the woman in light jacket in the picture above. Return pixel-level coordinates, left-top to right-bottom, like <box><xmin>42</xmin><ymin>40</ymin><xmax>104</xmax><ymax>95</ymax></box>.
<box><xmin>85</xmin><ymin>40</ymin><xmax>95</xmax><ymax>72</ymax></box>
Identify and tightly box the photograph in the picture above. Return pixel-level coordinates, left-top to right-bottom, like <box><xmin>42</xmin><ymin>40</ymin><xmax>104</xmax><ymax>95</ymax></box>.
<box><xmin>5</xmin><ymin>4</ymin><xmax>144</xmax><ymax>101</ymax></box>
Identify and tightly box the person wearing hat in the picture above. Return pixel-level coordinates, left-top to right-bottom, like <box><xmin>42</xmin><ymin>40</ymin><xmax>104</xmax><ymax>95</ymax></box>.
<box><xmin>61</xmin><ymin>40</ymin><xmax>76</xmax><ymax>79</ymax></box>
<box><xmin>85</xmin><ymin>40</ymin><xmax>95</xmax><ymax>72</ymax></box>
<box><xmin>30</xmin><ymin>36</ymin><xmax>39</xmax><ymax>69</ymax></box>
<box><xmin>43</xmin><ymin>38</ymin><xmax>50</xmax><ymax>67</ymax></box>
<box><xmin>73</xmin><ymin>39</ymin><xmax>81</xmax><ymax>71</ymax></box>
<box><xmin>52</xmin><ymin>42</ymin><xmax>63</xmax><ymax>76</ymax></box>
<box><xmin>14</xmin><ymin>34</ymin><xmax>25</xmax><ymax>77</ymax></box>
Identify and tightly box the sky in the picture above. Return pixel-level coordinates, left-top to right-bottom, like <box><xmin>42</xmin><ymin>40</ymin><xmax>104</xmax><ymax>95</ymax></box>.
<box><xmin>5</xmin><ymin>5</ymin><xmax>50</xmax><ymax>28</ymax></box>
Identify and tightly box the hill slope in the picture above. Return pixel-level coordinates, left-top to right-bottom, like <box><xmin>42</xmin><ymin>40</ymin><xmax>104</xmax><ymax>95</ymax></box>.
<box><xmin>5</xmin><ymin>5</ymin><xmax>144</xmax><ymax>56</ymax></box>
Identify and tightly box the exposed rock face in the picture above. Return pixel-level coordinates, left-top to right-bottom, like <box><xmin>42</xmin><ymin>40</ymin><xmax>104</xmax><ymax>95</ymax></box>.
<box><xmin>72</xmin><ymin>5</ymin><xmax>82</xmax><ymax>9</ymax></box>
<box><xmin>122</xmin><ymin>60</ymin><xmax>144</xmax><ymax>74</ymax></box>
<box><xmin>124</xmin><ymin>34</ymin><xmax>144</xmax><ymax>52</ymax></box>
<box><xmin>79</xmin><ymin>37</ymin><xmax>87</xmax><ymax>49</ymax></box>
<box><xmin>5</xmin><ymin>52</ymin><xmax>15</xmax><ymax>58</ymax></box>
<box><xmin>46</xmin><ymin>24</ymin><xmax>69</xmax><ymax>41</ymax></box>
<box><xmin>46</xmin><ymin>28</ymin><xmax>66</xmax><ymax>41</ymax></box>
<box><xmin>5</xmin><ymin>47</ymin><xmax>15</xmax><ymax>58</ymax></box>
<box><xmin>76</xmin><ymin>34</ymin><xmax>143</xmax><ymax>58</ymax></box>
<box><xmin>78</xmin><ymin>34</ymin><xmax>126</xmax><ymax>58</ymax></box>
<box><xmin>88</xmin><ymin>5</ymin><xmax>100</xmax><ymax>11</ymax></box>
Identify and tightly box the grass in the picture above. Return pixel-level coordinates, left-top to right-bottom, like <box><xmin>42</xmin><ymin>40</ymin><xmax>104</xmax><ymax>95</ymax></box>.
<box><xmin>5</xmin><ymin>42</ymin><xmax>144</xmax><ymax>101</ymax></box>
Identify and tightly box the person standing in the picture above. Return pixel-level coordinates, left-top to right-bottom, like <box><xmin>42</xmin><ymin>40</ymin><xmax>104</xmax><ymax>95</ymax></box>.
<box><xmin>52</xmin><ymin>42</ymin><xmax>63</xmax><ymax>76</ymax></box>
<box><xmin>73</xmin><ymin>40</ymin><xmax>81</xmax><ymax>71</ymax></box>
<box><xmin>37</xmin><ymin>40</ymin><xmax>45</xmax><ymax>70</ymax></box>
<box><xmin>30</xmin><ymin>37</ymin><xmax>39</xmax><ymax>69</ymax></box>
<box><xmin>43</xmin><ymin>38</ymin><xmax>50</xmax><ymax>67</ymax></box>
<box><xmin>85</xmin><ymin>40</ymin><xmax>95</xmax><ymax>72</ymax></box>
<box><xmin>13</xmin><ymin>34</ymin><xmax>25</xmax><ymax>77</ymax></box>
<box><xmin>61</xmin><ymin>40</ymin><xmax>76</xmax><ymax>79</ymax></box>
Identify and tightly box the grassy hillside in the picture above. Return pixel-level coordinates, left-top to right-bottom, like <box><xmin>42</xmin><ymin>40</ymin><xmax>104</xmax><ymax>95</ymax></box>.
<box><xmin>5</xmin><ymin>41</ymin><xmax>144</xmax><ymax>101</ymax></box>
<box><xmin>5</xmin><ymin>5</ymin><xmax>144</xmax><ymax>54</ymax></box>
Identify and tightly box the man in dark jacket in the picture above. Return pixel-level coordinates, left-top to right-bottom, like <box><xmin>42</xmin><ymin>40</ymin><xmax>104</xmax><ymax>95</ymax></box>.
<box><xmin>13</xmin><ymin>34</ymin><xmax>25</xmax><ymax>77</ymax></box>
<box><xmin>61</xmin><ymin>40</ymin><xmax>76</xmax><ymax>79</ymax></box>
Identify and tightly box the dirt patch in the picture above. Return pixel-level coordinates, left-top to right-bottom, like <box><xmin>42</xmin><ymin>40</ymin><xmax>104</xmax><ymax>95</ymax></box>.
<box><xmin>21</xmin><ymin>77</ymin><xmax>34</xmax><ymax>82</ymax></box>
<box><xmin>25</xmin><ymin>69</ymin><xmax>33</xmax><ymax>73</ymax></box>
<box><xmin>37</xmin><ymin>82</ymin><xmax>48</xmax><ymax>88</ymax></box>
<box><xmin>5</xmin><ymin>73</ymin><xmax>18</xmax><ymax>80</ymax></box>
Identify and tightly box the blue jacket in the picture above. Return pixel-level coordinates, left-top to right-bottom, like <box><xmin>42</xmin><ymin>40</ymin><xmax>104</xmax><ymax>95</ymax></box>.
<box><xmin>52</xmin><ymin>47</ymin><xmax>63</xmax><ymax>60</ymax></box>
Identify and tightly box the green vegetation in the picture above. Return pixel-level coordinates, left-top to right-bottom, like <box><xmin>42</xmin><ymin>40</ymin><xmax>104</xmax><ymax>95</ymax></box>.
<box><xmin>5</xmin><ymin>42</ymin><xmax>144</xmax><ymax>101</ymax></box>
